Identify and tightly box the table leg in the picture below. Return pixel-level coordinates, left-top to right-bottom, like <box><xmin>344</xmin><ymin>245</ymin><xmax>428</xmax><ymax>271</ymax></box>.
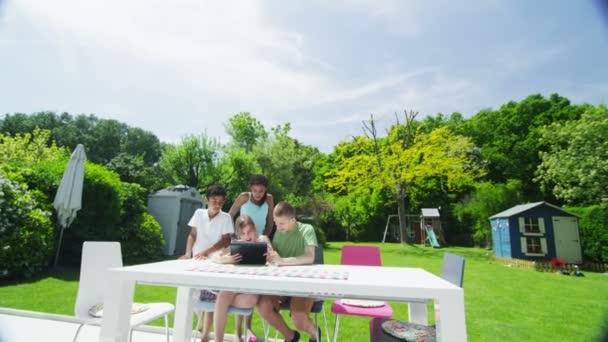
<box><xmin>408</xmin><ymin>302</ymin><xmax>428</xmax><ymax>325</ymax></box>
<box><xmin>173</xmin><ymin>287</ymin><xmax>195</xmax><ymax>342</ymax></box>
<box><xmin>99</xmin><ymin>274</ymin><xmax>135</xmax><ymax>342</ymax></box>
<box><xmin>435</xmin><ymin>290</ymin><xmax>467</xmax><ymax>342</ymax></box>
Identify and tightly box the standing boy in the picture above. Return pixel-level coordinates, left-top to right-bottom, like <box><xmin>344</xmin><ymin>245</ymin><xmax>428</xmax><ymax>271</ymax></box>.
<box><xmin>181</xmin><ymin>184</ymin><xmax>233</xmax><ymax>260</ymax></box>
<box><xmin>258</xmin><ymin>201</ymin><xmax>320</xmax><ymax>342</ymax></box>
<box><xmin>180</xmin><ymin>184</ymin><xmax>234</xmax><ymax>342</ymax></box>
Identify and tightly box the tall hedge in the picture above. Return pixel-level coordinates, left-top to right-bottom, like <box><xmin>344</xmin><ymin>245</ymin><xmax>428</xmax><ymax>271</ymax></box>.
<box><xmin>566</xmin><ymin>205</ymin><xmax>608</xmax><ymax>263</ymax></box>
<box><xmin>0</xmin><ymin>171</ymin><xmax>54</xmax><ymax>279</ymax></box>
<box><xmin>22</xmin><ymin>160</ymin><xmax>165</xmax><ymax>266</ymax></box>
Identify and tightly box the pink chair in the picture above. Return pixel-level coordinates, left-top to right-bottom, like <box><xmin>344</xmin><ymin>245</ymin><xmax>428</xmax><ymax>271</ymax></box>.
<box><xmin>331</xmin><ymin>245</ymin><xmax>393</xmax><ymax>342</ymax></box>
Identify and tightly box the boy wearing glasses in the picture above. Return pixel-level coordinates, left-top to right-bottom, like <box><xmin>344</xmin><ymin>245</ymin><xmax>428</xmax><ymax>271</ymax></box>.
<box><xmin>180</xmin><ymin>184</ymin><xmax>234</xmax><ymax>342</ymax></box>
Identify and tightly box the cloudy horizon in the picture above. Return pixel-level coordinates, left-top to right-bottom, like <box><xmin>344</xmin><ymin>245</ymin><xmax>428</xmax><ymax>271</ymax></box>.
<box><xmin>1</xmin><ymin>0</ymin><xmax>607</xmax><ymax>152</ymax></box>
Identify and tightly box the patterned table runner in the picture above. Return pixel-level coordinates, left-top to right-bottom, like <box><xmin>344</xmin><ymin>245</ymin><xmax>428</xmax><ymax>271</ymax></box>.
<box><xmin>186</xmin><ymin>263</ymin><xmax>349</xmax><ymax>280</ymax></box>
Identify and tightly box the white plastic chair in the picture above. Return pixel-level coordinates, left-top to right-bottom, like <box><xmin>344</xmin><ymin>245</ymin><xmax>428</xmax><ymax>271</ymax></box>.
<box><xmin>191</xmin><ymin>299</ymin><xmax>253</xmax><ymax>342</ymax></box>
<box><xmin>73</xmin><ymin>241</ymin><xmax>174</xmax><ymax>342</ymax></box>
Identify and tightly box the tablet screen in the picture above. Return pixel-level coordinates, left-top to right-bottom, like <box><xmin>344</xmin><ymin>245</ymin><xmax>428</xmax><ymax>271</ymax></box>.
<box><xmin>230</xmin><ymin>241</ymin><xmax>268</xmax><ymax>265</ymax></box>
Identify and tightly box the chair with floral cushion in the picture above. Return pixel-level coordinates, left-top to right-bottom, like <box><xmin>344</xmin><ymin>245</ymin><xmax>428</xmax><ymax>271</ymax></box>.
<box><xmin>370</xmin><ymin>253</ymin><xmax>465</xmax><ymax>342</ymax></box>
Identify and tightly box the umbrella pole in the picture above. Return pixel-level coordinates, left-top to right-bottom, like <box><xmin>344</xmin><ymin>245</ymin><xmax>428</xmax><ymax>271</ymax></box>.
<box><xmin>54</xmin><ymin>225</ymin><xmax>66</xmax><ymax>267</ymax></box>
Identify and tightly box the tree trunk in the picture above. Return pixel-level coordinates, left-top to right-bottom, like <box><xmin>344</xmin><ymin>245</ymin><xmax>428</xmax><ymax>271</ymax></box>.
<box><xmin>396</xmin><ymin>194</ymin><xmax>409</xmax><ymax>244</ymax></box>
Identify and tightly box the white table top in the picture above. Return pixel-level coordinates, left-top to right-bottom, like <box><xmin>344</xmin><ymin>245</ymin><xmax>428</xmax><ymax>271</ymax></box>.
<box><xmin>115</xmin><ymin>259</ymin><xmax>461</xmax><ymax>302</ymax></box>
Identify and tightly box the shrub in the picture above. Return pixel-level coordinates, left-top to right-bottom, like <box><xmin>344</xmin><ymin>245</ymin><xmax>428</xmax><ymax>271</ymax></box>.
<box><xmin>21</xmin><ymin>160</ymin><xmax>164</xmax><ymax>265</ymax></box>
<box><xmin>116</xmin><ymin>182</ymin><xmax>164</xmax><ymax>263</ymax></box>
<box><xmin>119</xmin><ymin>212</ymin><xmax>165</xmax><ymax>264</ymax></box>
<box><xmin>0</xmin><ymin>171</ymin><xmax>54</xmax><ymax>279</ymax></box>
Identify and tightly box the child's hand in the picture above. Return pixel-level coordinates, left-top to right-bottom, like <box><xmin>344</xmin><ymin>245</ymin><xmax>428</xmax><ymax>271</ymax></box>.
<box><xmin>266</xmin><ymin>250</ymin><xmax>282</xmax><ymax>266</ymax></box>
<box><xmin>178</xmin><ymin>252</ymin><xmax>192</xmax><ymax>260</ymax></box>
<box><xmin>194</xmin><ymin>251</ymin><xmax>208</xmax><ymax>260</ymax></box>
<box><xmin>220</xmin><ymin>253</ymin><xmax>242</xmax><ymax>264</ymax></box>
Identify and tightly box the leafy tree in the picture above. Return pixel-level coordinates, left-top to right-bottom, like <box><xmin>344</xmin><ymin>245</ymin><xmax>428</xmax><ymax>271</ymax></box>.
<box><xmin>453</xmin><ymin>179</ymin><xmax>523</xmax><ymax>246</ymax></box>
<box><xmin>460</xmin><ymin>94</ymin><xmax>585</xmax><ymax>200</ymax></box>
<box><xmin>536</xmin><ymin>105</ymin><xmax>608</xmax><ymax>204</ymax></box>
<box><xmin>0</xmin><ymin>112</ymin><xmax>162</xmax><ymax>166</ymax></box>
<box><xmin>0</xmin><ymin>128</ymin><xmax>67</xmax><ymax>165</ymax></box>
<box><xmin>326</xmin><ymin>112</ymin><xmax>485</xmax><ymax>243</ymax></box>
<box><xmin>255</xmin><ymin>123</ymin><xmax>321</xmax><ymax>206</ymax></box>
<box><xmin>224</xmin><ymin>112</ymin><xmax>267</xmax><ymax>152</ymax></box>
<box><xmin>157</xmin><ymin>133</ymin><xmax>220</xmax><ymax>189</ymax></box>
<box><xmin>106</xmin><ymin>153</ymin><xmax>162</xmax><ymax>191</ymax></box>
<box><xmin>217</xmin><ymin>147</ymin><xmax>260</xmax><ymax>199</ymax></box>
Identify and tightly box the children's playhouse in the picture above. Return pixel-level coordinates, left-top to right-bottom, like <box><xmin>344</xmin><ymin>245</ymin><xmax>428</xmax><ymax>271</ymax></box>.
<box><xmin>489</xmin><ymin>201</ymin><xmax>582</xmax><ymax>264</ymax></box>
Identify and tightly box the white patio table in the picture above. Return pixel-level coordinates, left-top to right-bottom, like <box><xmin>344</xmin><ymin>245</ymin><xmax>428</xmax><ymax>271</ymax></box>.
<box><xmin>99</xmin><ymin>259</ymin><xmax>466</xmax><ymax>342</ymax></box>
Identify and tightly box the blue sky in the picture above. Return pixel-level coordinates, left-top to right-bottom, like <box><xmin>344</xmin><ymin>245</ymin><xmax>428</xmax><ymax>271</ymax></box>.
<box><xmin>1</xmin><ymin>0</ymin><xmax>607</xmax><ymax>152</ymax></box>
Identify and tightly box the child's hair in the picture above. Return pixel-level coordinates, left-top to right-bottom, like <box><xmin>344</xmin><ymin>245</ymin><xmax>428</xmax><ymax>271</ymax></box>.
<box><xmin>206</xmin><ymin>184</ymin><xmax>227</xmax><ymax>198</ymax></box>
<box><xmin>274</xmin><ymin>201</ymin><xmax>296</xmax><ymax>218</ymax></box>
<box><xmin>234</xmin><ymin>215</ymin><xmax>256</xmax><ymax>237</ymax></box>
<box><xmin>249</xmin><ymin>174</ymin><xmax>268</xmax><ymax>187</ymax></box>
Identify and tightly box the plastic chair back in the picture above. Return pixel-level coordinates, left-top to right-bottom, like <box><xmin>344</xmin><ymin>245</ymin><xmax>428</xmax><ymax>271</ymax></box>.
<box><xmin>314</xmin><ymin>244</ymin><xmax>324</xmax><ymax>265</ymax></box>
<box><xmin>440</xmin><ymin>253</ymin><xmax>465</xmax><ymax>287</ymax></box>
<box><xmin>74</xmin><ymin>241</ymin><xmax>123</xmax><ymax>320</ymax></box>
<box><xmin>341</xmin><ymin>245</ymin><xmax>381</xmax><ymax>266</ymax></box>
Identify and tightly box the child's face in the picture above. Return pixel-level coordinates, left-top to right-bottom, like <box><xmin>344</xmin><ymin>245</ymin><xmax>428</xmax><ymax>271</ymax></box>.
<box><xmin>250</xmin><ymin>184</ymin><xmax>267</xmax><ymax>202</ymax></box>
<box><xmin>239</xmin><ymin>224</ymin><xmax>258</xmax><ymax>241</ymax></box>
<box><xmin>274</xmin><ymin>215</ymin><xmax>296</xmax><ymax>232</ymax></box>
<box><xmin>206</xmin><ymin>195</ymin><xmax>225</xmax><ymax>214</ymax></box>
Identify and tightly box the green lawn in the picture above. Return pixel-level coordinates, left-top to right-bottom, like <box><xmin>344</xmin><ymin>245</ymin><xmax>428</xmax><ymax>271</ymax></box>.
<box><xmin>1</xmin><ymin>243</ymin><xmax>607</xmax><ymax>341</ymax></box>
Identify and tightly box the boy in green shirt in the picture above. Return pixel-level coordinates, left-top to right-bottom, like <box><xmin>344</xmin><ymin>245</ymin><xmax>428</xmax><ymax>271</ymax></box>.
<box><xmin>258</xmin><ymin>201</ymin><xmax>320</xmax><ymax>342</ymax></box>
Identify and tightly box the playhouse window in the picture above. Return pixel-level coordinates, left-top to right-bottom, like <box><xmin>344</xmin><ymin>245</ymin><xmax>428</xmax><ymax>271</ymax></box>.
<box><xmin>526</xmin><ymin>237</ymin><xmax>542</xmax><ymax>254</ymax></box>
<box><xmin>523</xmin><ymin>218</ymin><xmax>540</xmax><ymax>233</ymax></box>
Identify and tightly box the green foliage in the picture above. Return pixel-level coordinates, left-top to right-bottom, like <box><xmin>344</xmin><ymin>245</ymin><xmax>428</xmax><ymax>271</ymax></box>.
<box><xmin>0</xmin><ymin>112</ymin><xmax>162</xmax><ymax>165</ymax></box>
<box><xmin>453</xmin><ymin>180</ymin><xmax>523</xmax><ymax>246</ymax></box>
<box><xmin>460</xmin><ymin>94</ymin><xmax>586</xmax><ymax>200</ymax></box>
<box><xmin>565</xmin><ymin>205</ymin><xmax>608</xmax><ymax>263</ymax></box>
<box><xmin>536</xmin><ymin>105</ymin><xmax>608</xmax><ymax>205</ymax></box>
<box><xmin>326</xmin><ymin>124</ymin><xmax>485</xmax><ymax>242</ymax></box>
<box><xmin>119</xmin><ymin>212</ymin><xmax>165</xmax><ymax>264</ymax></box>
<box><xmin>115</xmin><ymin>182</ymin><xmax>164</xmax><ymax>263</ymax></box>
<box><xmin>20</xmin><ymin>161</ymin><xmax>163</xmax><ymax>265</ymax></box>
<box><xmin>224</xmin><ymin>112</ymin><xmax>267</xmax><ymax>152</ymax></box>
<box><xmin>0</xmin><ymin>171</ymin><xmax>54</xmax><ymax>279</ymax></box>
<box><xmin>106</xmin><ymin>153</ymin><xmax>162</xmax><ymax>191</ymax></box>
<box><xmin>0</xmin><ymin>128</ymin><xmax>67</xmax><ymax>165</ymax></box>
<box><xmin>158</xmin><ymin>133</ymin><xmax>220</xmax><ymax>189</ymax></box>
<box><xmin>217</xmin><ymin>147</ymin><xmax>260</xmax><ymax>199</ymax></box>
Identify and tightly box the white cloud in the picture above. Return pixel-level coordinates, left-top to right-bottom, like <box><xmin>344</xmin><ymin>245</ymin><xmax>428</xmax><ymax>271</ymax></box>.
<box><xmin>1</xmin><ymin>0</ymin><xmax>606</xmax><ymax>153</ymax></box>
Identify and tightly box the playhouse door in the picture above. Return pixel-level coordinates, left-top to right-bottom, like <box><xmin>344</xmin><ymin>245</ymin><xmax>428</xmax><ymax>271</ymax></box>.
<box><xmin>552</xmin><ymin>216</ymin><xmax>582</xmax><ymax>264</ymax></box>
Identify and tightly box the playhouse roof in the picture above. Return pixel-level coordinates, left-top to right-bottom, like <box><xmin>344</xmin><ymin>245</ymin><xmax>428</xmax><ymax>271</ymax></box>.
<box><xmin>421</xmin><ymin>208</ymin><xmax>440</xmax><ymax>218</ymax></box>
<box><xmin>489</xmin><ymin>201</ymin><xmax>577</xmax><ymax>219</ymax></box>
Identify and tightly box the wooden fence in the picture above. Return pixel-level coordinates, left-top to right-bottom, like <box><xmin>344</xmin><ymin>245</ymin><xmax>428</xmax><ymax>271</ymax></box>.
<box><xmin>492</xmin><ymin>256</ymin><xmax>606</xmax><ymax>273</ymax></box>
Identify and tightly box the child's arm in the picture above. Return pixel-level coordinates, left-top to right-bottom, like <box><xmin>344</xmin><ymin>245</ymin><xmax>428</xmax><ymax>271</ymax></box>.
<box><xmin>179</xmin><ymin>226</ymin><xmax>197</xmax><ymax>259</ymax></box>
<box><xmin>195</xmin><ymin>233</ymin><xmax>232</xmax><ymax>259</ymax></box>
<box><xmin>228</xmin><ymin>192</ymin><xmax>248</xmax><ymax>218</ymax></box>
<box><xmin>266</xmin><ymin>245</ymin><xmax>315</xmax><ymax>266</ymax></box>
<box><xmin>264</xmin><ymin>194</ymin><xmax>275</xmax><ymax>236</ymax></box>
<box><xmin>209</xmin><ymin>248</ymin><xmax>242</xmax><ymax>264</ymax></box>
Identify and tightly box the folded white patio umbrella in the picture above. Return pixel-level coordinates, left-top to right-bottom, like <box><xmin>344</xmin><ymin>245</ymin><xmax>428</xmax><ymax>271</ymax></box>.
<box><xmin>53</xmin><ymin>144</ymin><xmax>87</xmax><ymax>266</ymax></box>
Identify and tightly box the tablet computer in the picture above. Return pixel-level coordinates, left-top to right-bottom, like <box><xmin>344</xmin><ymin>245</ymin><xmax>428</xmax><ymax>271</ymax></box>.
<box><xmin>230</xmin><ymin>241</ymin><xmax>267</xmax><ymax>265</ymax></box>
